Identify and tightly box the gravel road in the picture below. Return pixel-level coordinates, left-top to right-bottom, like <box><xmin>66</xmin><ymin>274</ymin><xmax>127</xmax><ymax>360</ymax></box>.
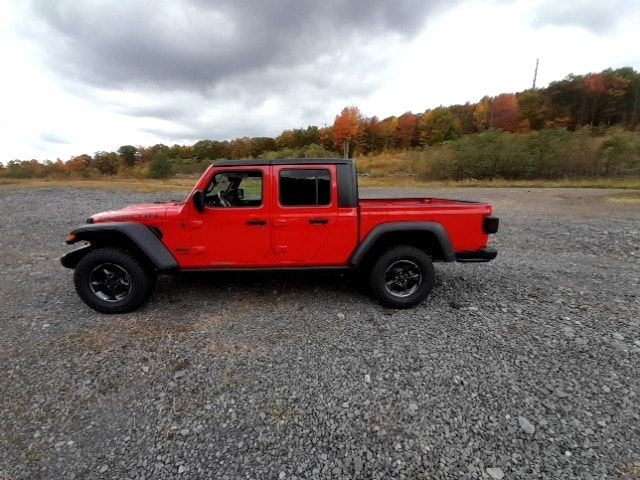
<box><xmin>1</xmin><ymin>186</ymin><xmax>639</xmax><ymax>479</ymax></box>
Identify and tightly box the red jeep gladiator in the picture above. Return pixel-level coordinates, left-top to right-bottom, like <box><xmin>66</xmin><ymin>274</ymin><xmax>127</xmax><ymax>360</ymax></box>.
<box><xmin>62</xmin><ymin>159</ymin><xmax>498</xmax><ymax>313</ymax></box>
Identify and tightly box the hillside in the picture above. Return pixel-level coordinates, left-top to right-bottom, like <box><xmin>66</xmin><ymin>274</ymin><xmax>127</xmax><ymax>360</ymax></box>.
<box><xmin>2</xmin><ymin>66</ymin><xmax>639</xmax><ymax>182</ymax></box>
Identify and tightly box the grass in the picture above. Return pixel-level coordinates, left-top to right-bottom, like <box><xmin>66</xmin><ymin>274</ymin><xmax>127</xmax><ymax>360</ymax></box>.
<box><xmin>2</xmin><ymin>175</ymin><xmax>640</xmax><ymax>192</ymax></box>
<box><xmin>0</xmin><ymin>177</ymin><xmax>197</xmax><ymax>193</ymax></box>
<box><xmin>358</xmin><ymin>176</ymin><xmax>640</xmax><ymax>189</ymax></box>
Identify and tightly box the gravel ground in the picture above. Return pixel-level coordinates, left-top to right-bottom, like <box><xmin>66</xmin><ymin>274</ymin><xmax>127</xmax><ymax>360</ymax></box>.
<box><xmin>1</xmin><ymin>186</ymin><xmax>639</xmax><ymax>479</ymax></box>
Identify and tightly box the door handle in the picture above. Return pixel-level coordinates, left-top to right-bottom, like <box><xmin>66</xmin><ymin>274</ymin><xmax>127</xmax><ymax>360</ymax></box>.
<box><xmin>246</xmin><ymin>219</ymin><xmax>267</xmax><ymax>227</ymax></box>
<box><xmin>309</xmin><ymin>218</ymin><xmax>329</xmax><ymax>225</ymax></box>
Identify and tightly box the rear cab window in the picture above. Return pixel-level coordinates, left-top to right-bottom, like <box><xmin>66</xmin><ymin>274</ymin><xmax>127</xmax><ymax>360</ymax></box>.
<box><xmin>279</xmin><ymin>169</ymin><xmax>331</xmax><ymax>207</ymax></box>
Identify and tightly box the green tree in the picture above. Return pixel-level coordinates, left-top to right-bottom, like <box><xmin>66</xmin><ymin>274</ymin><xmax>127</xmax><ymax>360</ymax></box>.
<box><xmin>149</xmin><ymin>151</ymin><xmax>173</xmax><ymax>179</ymax></box>
<box><xmin>118</xmin><ymin>145</ymin><xmax>138</xmax><ymax>167</ymax></box>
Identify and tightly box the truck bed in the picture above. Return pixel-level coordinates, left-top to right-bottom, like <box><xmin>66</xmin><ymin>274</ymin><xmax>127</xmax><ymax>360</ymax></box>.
<box><xmin>359</xmin><ymin>197</ymin><xmax>480</xmax><ymax>207</ymax></box>
<box><xmin>359</xmin><ymin>197</ymin><xmax>493</xmax><ymax>254</ymax></box>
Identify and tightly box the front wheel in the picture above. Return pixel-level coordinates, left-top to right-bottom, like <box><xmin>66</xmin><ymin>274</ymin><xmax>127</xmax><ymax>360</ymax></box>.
<box><xmin>369</xmin><ymin>245</ymin><xmax>435</xmax><ymax>309</ymax></box>
<box><xmin>73</xmin><ymin>247</ymin><xmax>156</xmax><ymax>314</ymax></box>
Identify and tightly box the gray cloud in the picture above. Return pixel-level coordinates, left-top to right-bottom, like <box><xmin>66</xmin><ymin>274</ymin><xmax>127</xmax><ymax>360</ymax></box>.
<box><xmin>20</xmin><ymin>0</ymin><xmax>460</xmax><ymax>143</ymax></box>
<box><xmin>530</xmin><ymin>0</ymin><xmax>636</xmax><ymax>33</ymax></box>
<box><xmin>26</xmin><ymin>0</ymin><xmax>451</xmax><ymax>90</ymax></box>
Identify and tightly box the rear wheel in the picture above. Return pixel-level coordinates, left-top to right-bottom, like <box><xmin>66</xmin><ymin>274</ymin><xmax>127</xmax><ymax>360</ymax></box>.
<box><xmin>74</xmin><ymin>247</ymin><xmax>156</xmax><ymax>313</ymax></box>
<box><xmin>369</xmin><ymin>245</ymin><xmax>434</xmax><ymax>309</ymax></box>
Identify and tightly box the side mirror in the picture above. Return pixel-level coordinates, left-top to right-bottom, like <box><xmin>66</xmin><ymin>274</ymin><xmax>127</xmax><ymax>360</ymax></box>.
<box><xmin>193</xmin><ymin>190</ymin><xmax>205</xmax><ymax>213</ymax></box>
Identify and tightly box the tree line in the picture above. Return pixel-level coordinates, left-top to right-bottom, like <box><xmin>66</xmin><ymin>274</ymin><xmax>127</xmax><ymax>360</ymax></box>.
<box><xmin>2</xmin><ymin>66</ymin><xmax>639</xmax><ymax>179</ymax></box>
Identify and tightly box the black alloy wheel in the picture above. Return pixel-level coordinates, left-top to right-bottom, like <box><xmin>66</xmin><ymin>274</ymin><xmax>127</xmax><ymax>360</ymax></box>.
<box><xmin>73</xmin><ymin>247</ymin><xmax>156</xmax><ymax>313</ymax></box>
<box><xmin>369</xmin><ymin>245</ymin><xmax>435</xmax><ymax>309</ymax></box>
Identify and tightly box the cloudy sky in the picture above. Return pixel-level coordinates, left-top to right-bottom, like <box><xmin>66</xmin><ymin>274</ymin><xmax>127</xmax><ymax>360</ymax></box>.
<box><xmin>1</xmin><ymin>0</ymin><xmax>639</xmax><ymax>161</ymax></box>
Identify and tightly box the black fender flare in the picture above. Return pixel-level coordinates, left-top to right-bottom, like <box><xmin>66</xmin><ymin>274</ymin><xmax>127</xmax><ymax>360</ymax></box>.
<box><xmin>349</xmin><ymin>222</ymin><xmax>456</xmax><ymax>266</ymax></box>
<box><xmin>60</xmin><ymin>222</ymin><xmax>178</xmax><ymax>272</ymax></box>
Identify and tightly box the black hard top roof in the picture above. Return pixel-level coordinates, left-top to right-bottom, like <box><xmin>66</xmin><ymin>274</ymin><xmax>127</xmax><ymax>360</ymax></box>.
<box><xmin>212</xmin><ymin>158</ymin><xmax>353</xmax><ymax>167</ymax></box>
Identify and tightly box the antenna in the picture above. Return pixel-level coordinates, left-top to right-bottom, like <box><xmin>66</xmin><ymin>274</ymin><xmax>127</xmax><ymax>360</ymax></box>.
<box><xmin>532</xmin><ymin>58</ymin><xmax>539</xmax><ymax>89</ymax></box>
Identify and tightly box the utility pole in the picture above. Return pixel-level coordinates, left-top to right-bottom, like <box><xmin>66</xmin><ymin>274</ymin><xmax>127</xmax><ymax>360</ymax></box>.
<box><xmin>532</xmin><ymin>58</ymin><xmax>539</xmax><ymax>89</ymax></box>
<box><xmin>633</xmin><ymin>85</ymin><xmax>639</xmax><ymax>129</ymax></box>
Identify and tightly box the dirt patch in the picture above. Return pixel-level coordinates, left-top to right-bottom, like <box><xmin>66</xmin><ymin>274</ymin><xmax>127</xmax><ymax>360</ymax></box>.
<box><xmin>62</xmin><ymin>297</ymin><xmax>265</xmax><ymax>356</ymax></box>
<box><xmin>64</xmin><ymin>321</ymin><xmax>190</xmax><ymax>353</ymax></box>
<box><xmin>608</xmin><ymin>192</ymin><xmax>640</xmax><ymax>203</ymax></box>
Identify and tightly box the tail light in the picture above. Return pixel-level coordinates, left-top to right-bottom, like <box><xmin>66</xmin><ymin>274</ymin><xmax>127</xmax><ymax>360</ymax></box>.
<box><xmin>483</xmin><ymin>216</ymin><xmax>499</xmax><ymax>234</ymax></box>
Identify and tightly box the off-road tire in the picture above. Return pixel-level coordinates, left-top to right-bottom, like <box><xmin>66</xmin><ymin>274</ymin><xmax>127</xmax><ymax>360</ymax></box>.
<box><xmin>74</xmin><ymin>247</ymin><xmax>156</xmax><ymax>314</ymax></box>
<box><xmin>369</xmin><ymin>245</ymin><xmax>434</xmax><ymax>309</ymax></box>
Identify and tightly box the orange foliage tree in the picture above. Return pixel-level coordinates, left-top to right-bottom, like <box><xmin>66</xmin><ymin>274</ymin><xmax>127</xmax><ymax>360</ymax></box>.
<box><xmin>333</xmin><ymin>106</ymin><xmax>364</xmax><ymax>157</ymax></box>
<box><xmin>396</xmin><ymin>112</ymin><xmax>418</xmax><ymax>148</ymax></box>
<box><xmin>492</xmin><ymin>94</ymin><xmax>520</xmax><ymax>132</ymax></box>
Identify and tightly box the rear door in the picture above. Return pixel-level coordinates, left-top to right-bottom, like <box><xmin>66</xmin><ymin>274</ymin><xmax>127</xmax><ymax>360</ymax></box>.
<box><xmin>271</xmin><ymin>165</ymin><xmax>338</xmax><ymax>265</ymax></box>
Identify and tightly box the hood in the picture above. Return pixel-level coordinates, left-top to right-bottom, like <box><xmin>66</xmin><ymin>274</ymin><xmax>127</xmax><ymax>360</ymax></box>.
<box><xmin>90</xmin><ymin>201</ymin><xmax>183</xmax><ymax>224</ymax></box>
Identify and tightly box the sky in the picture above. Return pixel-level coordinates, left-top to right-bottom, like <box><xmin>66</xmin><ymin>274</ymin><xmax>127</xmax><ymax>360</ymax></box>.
<box><xmin>1</xmin><ymin>0</ymin><xmax>639</xmax><ymax>162</ymax></box>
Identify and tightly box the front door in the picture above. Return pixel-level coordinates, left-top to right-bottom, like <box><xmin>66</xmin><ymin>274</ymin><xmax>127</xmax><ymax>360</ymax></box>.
<box><xmin>190</xmin><ymin>166</ymin><xmax>271</xmax><ymax>267</ymax></box>
<box><xmin>271</xmin><ymin>165</ymin><xmax>338</xmax><ymax>265</ymax></box>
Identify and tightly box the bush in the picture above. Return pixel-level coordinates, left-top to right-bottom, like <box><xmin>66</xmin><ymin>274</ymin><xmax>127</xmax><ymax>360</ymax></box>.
<box><xmin>599</xmin><ymin>128</ymin><xmax>640</xmax><ymax>175</ymax></box>
<box><xmin>449</xmin><ymin>130</ymin><xmax>531</xmax><ymax>179</ymax></box>
<box><xmin>426</xmin><ymin>128</ymin><xmax>640</xmax><ymax>180</ymax></box>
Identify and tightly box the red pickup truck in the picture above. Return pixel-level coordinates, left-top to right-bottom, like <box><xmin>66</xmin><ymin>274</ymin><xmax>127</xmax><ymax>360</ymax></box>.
<box><xmin>62</xmin><ymin>159</ymin><xmax>498</xmax><ymax>313</ymax></box>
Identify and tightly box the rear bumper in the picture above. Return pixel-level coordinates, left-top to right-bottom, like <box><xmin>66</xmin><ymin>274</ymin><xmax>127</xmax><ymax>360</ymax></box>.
<box><xmin>456</xmin><ymin>247</ymin><xmax>497</xmax><ymax>263</ymax></box>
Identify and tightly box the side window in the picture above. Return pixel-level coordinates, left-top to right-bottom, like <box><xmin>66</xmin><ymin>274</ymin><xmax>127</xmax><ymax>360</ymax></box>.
<box><xmin>279</xmin><ymin>169</ymin><xmax>330</xmax><ymax>207</ymax></box>
<box><xmin>204</xmin><ymin>171</ymin><xmax>263</xmax><ymax>208</ymax></box>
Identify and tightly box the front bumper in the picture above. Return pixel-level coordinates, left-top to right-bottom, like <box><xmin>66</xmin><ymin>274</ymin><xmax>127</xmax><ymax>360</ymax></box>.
<box><xmin>60</xmin><ymin>245</ymin><xmax>92</xmax><ymax>269</ymax></box>
<box><xmin>455</xmin><ymin>247</ymin><xmax>497</xmax><ymax>263</ymax></box>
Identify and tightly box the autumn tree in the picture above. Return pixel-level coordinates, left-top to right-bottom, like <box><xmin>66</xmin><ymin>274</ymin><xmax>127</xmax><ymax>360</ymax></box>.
<box><xmin>419</xmin><ymin>107</ymin><xmax>462</xmax><ymax>145</ymax></box>
<box><xmin>193</xmin><ymin>140</ymin><xmax>229</xmax><ymax>160</ymax></box>
<box><xmin>378</xmin><ymin>116</ymin><xmax>399</xmax><ymax>149</ymax></box>
<box><xmin>492</xmin><ymin>94</ymin><xmax>520</xmax><ymax>132</ymax></box>
<box><xmin>92</xmin><ymin>151</ymin><xmax>120</xmax><ymax>175</ymax></box>
<box><xmin>228</xmin><ymin>137</ymin><xmax>255</xmax><ymax>159</ymax></box>
<box><xmin>396</xmin><ymin>112</ymin><xmax>418</xmax><ymax>148</ymax></box>
<box><xmin>474</xmin><ymin>97</ymin><xmax>493</xmax><ymax>130</ymax></box>
<box><xmin>449</xmin><ymin>103</ymin><xmax>478</xmax><ymax>134</ymax></box>
<box><xmin>363</xmin><ymin>116</ymin><xmax>386</xmax><ymax>152</ymax></box>
<box><xmin>276</xmin><ymin>130</ymin><xmax>296</xmax><ymax>150</ymax></box>
<box><xmin>333</xmin><ymin>106</ymin><xmax>365</xmax><ymax>157</ymax></box>
<box><xmin>318</xmin><ymin>126</ymin><xmax>334</xmax><ymax>150</ymax></box>
<box><xmin>517</xmin><ymin>90</ymin><xmax>551</xmax><ymax>130</ymax></box>
<box><xmin>65</xmin><ymin>154</ymin><xmax>92</xmax><ymax>172</ymax></box>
